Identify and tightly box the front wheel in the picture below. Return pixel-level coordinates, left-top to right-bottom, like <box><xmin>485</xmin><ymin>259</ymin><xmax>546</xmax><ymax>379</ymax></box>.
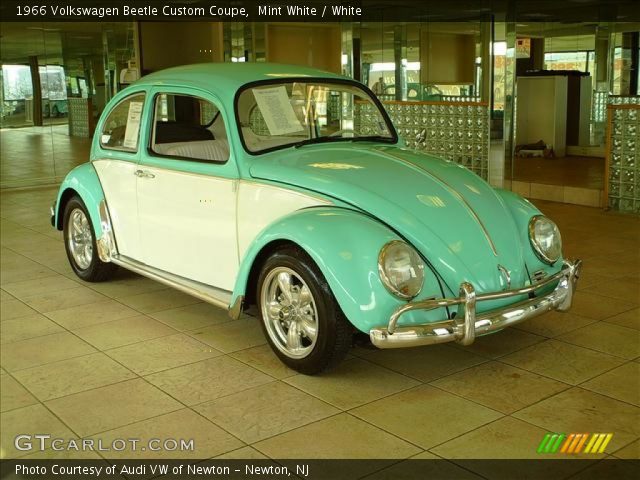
<box><xmin>257</xmin><ymin>246</ymin><xmax>352</xmax><ymax>375</ymax></box>
<box><xmin>63</xmin><ymin>196</ymin><xmax>117</xmax><ymax>282</ymax></box>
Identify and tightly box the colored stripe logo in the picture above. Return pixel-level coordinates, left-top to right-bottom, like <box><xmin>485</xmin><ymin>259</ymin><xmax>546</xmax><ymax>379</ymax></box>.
<box><xmin>537</xmin><ymin>433</ymin><xmax>613</xmax><ymax>454</ymax></box>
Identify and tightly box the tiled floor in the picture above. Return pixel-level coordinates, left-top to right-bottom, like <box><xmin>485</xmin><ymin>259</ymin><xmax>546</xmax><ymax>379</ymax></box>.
<box><xmin>513</xmin><ymin>156</ymin><xmax>605</xmax><ymax>190</ymax></box>
<box><xmin>0</xmin><ymin>126</ymin><xmax>89</xmax><ymax>189</ymax></box>
<box><xmin>1</xmin><ymin>187</ymin><xmax>639</xmax><ymax>469</ymax></box>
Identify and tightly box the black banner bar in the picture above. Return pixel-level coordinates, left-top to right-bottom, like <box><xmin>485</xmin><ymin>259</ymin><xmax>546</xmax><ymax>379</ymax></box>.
<box><xmin>1</xmin><ymin>459</ymin><xmax>639</xmax><ymax>480</ymax></box>
<box><xmin>1</xmin><ymin>0</ymin><xmax>639</xmax><ymax>22</ymax></box>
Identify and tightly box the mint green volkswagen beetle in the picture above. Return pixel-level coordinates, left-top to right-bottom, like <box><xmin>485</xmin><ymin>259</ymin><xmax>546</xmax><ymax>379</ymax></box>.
<box><xmin>51</xmin><ymin>64</ymin><xmax>581</xmax><ymax>374</ymax></box>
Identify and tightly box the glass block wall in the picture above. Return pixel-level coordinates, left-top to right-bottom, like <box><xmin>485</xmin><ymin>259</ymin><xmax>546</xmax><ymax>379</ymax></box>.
<box><xmin>356</xmin><ymin>101</ymin><xmax>490</xmax><ymax>179</ymax></box>
<box><xmin>607</xmin><ymin>97</ymin><xmax>639</xmax><ymax>214</ymax></box>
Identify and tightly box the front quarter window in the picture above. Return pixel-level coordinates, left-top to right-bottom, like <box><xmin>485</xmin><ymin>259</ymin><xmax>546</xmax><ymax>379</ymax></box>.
<box><xmin>236</xmin><ymin>80</ymin><xmax>396</xmax><ymax>153</ymax></box>
<box><xmin>100</xmin><ymin>93</ymin><xmax>146</xmax><ymax>152</ymax></box>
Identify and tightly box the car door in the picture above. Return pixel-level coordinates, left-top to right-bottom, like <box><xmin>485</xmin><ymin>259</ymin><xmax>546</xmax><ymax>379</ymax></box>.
<box><xmin>92</xmin><ymin>90</ymin><xmax>148</xmax><ymax>261</ymax></box>
<box><xmin>135</xmin><ymin>86</ymin><xmax>239</xmax><ymax>290</ymax></box>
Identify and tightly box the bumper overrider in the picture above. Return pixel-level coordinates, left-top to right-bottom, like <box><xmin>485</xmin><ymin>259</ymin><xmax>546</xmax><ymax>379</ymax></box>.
<box><xmin>370</xmin><ymin>259</ymin><xmax>581</xmax><ymax>348</ymax></box>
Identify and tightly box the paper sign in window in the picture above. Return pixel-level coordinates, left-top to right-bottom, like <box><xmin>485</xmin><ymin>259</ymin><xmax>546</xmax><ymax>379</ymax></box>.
<box><xmin>123</xmin><ymin>101</ymin><xmax>143</xmax><ymax>149</ymax></box>
<box><xmin>252</xmin><ymin>86</ymin><xmax>303</xmax><ymax>135</ymax></box>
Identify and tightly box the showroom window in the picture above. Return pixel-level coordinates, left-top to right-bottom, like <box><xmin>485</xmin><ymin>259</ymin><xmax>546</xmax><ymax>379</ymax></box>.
<box><xmin>150</xmin><ymin>93</ymin><xmax>230</xmax><ymax>163</ymax></box>
<box><xmin>100</xmin><ymin>93</ymin><xmax>146</xmax><ymax>152</ymax></box>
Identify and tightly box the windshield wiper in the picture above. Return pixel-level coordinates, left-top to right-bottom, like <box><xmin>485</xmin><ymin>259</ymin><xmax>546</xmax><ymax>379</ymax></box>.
<box><xmin>293</xmin><ymin>136</ymin><xmax>347</xmax><ymax>149</ymax></box>
<box><xmin>348</xmin><ymin>135</ymin><xmax>394</xmax><ymax>143</ymax></box>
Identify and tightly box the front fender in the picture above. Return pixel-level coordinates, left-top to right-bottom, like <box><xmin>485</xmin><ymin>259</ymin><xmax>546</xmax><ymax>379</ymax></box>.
<box><xmin>232</xmin><ymin>207</ymin><xmax>446</xmax><ymax>333</ymax></box>
<box><xmin>54</xmin><ymin>163</ymin><xmax>106</xmax><ymax>237</ymax></box>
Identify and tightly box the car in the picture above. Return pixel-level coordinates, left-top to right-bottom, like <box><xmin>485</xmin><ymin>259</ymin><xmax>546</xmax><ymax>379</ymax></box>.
<box><xmin>51</xmin><ymin>63</ymin><xmax>581</xmax><ymax>374</ymax></box>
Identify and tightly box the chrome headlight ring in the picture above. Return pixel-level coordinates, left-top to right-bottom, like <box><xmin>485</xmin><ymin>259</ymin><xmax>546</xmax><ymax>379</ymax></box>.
<box><xmin>378</xmin><ymin>240</ymin><xmax>425</xmax><ymax>300</ymax></box>
<box><xmin>528</xmin><ymin>215</ymin><xmax>562</xmax><ymax>265</ymax></box>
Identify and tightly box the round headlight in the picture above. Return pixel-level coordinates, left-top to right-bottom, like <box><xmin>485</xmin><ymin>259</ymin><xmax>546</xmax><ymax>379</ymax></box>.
<box><xmin>378</xmin><ymin>241</ymin><xmax>425</xmax><ymax>299</ymax></box>
<box><xmin>528</xmin><ymin>215</ymin><xmax>562</xmax><ymax>264</ymax></box>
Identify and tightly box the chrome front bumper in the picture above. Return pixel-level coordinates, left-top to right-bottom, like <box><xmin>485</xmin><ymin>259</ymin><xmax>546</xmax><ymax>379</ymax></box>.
<box><xmin>370</xmin><ymin>259</ymin><xmax>582</xmax><ymax>348</ymax></box>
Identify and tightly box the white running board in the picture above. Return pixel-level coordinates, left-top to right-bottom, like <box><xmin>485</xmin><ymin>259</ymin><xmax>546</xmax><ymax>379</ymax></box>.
<box><xmin>111</xmin><ymin>255</ymin><xmax>232</xmax><ymax>311</ymax></box>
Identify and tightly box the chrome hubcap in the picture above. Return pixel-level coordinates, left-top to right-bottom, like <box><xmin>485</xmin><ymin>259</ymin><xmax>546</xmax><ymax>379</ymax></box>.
<box><xmin>67</xmin><ymin>208</ymin><xmax>93</xmax><ymax>270</ymax></box>
<box><xmin>260</xmin><ymin>267</ymin><xmax>318</xmax><ymax>359</ymax></box>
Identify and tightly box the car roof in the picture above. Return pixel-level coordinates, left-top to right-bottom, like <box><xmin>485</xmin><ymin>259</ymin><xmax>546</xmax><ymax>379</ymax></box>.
<box><xmin>134</xmin><ymin>63</ymin><xmax>350</xmax><ymax>95</ymax></box>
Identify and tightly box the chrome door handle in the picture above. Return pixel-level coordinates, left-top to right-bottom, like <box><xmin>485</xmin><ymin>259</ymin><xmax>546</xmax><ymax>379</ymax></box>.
<box><xmin>135</xmin><ymin>170</ymin><xmax>155</xmax><ymax>179</ymax></box>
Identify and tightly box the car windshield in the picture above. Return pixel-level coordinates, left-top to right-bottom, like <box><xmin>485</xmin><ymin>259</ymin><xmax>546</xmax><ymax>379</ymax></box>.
<box><xmin>236</xmin><ymin>80</ymin><xmax>396</xmax><ymax>153</ymax></box>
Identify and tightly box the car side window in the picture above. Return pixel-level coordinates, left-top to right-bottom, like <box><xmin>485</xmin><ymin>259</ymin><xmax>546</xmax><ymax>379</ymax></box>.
<box><xmin>150</xmin><ymin>93</ymin><xmax>229</xmax><ymax>163</ymax></box>
<box><xmin>100</xmin><ymin>93</ymin><xmax>146</xmax><ymax>152</ymax></box>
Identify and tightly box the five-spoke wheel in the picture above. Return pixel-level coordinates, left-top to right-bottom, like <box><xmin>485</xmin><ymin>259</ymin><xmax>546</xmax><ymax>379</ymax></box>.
<box><xmin>63</xmin><ymin>196</ymin><xmax>117</xmax><ymax>282</ymax></box>
<box><xmin>257</xmin><ymin>246</ymin><xmax>352</xmax><ymax>374</ymax></box>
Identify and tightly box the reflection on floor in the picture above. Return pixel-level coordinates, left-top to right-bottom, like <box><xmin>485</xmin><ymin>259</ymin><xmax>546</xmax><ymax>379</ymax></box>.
<box><xmin>514</xmin><ymin>156</ymin><xmax>605</xmax><ymax>189</ymax></box>
<box><xmin>0</xmin><ymin>125</ymin><xmax>90</xmax><ymax>189</ymax></box>
<box><xmin>1</xmin><ymin>186</ymin><xmax>638</xmax><ymax>466</ymax></box>
<box><xmin>513</xmin><ymin>156</ymin><xmax>605</xmax><ymax>207</ymax></box>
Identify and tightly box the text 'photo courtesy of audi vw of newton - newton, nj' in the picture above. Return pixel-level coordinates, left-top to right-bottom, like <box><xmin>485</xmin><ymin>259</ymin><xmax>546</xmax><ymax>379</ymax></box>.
<box><xmin>51</xmin><ymin>63</ymin><xmax>581</xmax><ymax>375</ymax></box>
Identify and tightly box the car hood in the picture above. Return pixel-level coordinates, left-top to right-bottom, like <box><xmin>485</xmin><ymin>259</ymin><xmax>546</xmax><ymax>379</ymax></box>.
<box><xmin>249</xmin><ymin>143</ymin><xmax>527</xmax><ymax>294</ymax></box>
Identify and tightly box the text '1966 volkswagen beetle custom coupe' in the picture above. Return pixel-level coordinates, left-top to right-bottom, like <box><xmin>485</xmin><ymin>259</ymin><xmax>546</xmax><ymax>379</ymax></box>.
<box><xmin>51</xmin><ymin>64</ymin><xmax>581</xmax><ymax>374</ymax></box>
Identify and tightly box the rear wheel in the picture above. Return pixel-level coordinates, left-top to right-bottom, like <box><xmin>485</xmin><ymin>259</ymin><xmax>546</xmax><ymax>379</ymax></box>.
<box><xmin>257</xmin><ymin>246</ymin><xmax>352</xmax><ymax>375</ymax></box>
<box><xmin>63</xmin><ymin>196</ymin><xmax>117</xmax><ymax>282</ymax></box>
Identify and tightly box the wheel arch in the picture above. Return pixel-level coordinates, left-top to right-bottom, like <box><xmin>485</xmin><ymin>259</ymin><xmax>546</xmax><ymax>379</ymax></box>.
<box><xmin>231</xmin><ymin>207</ymin><xmax>410</xmax><ymax>333</ymax></box>
<box><xmin>54</xmin><ymin>163</ymin><xmax>106</xmax><ymax>238</ymax></box>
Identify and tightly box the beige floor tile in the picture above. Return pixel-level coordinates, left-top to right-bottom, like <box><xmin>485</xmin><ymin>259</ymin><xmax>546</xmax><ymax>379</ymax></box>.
<box><xmin>86</xmin><ymin>271</ymin><xmax>167</xmax><ymax>298</ymax></box>
<box><xmin>582</xmin><ymin>279</ymin><xmax>640</xmax><ymax>305</ymax></box>
<box><xmin>21</xmin><ymin>286</ymin><xmax>108</xmax><ymax>313</ymax></box>
<box><xmin>431</xmin><ymin>416</ymin><xmax>549</xmax><ymax>459</ymax></box>
<box><xmin>431</xmin><ymin>361</ymin><xmax>569</xmax><ymax>414</ymax></box>
<box><xmin>515</xmin><ymin>310</ymin><xmax>597</xmax><ymax>338</ymax></box>
<box><xmin>215</xmin><ymin>446</ymin><xmax>268</xmax><ymax>459</ymax></box>
<box><xmin>230</xmin><ymin>345</ymin><xmax>297</xmax><ymax>379</ymax></box>
<box><xmin>44</xmin><ymin>300</ymin><xmax>140</xmax><ymax>330</ymax></box>
<box><xmin>73</xmin><ymin>315</ymin><xmax>177</xmax><ymax>350</ymax></box>
<box><xmin>14</xmin><ymin>352</ymin><xmax>136</xmax><ymax>401</ymax></box>
<box><xmin>106</xmin><ymin>333</ymin><xmax>221</xmax><ymax>376</ymax></box>
<box><xmin>0</xmin><ymin>404</ymin><xmax>75</xmax><ymax>458</ymax></box>
<box><xmin>351</xmin><ymin>385</ymin><xmax>502</xmax><ymax>449</ymax></box>
<box><xmin>195</xmin><ymin>382</ymin><xmax>339</xmax><ymax>443</ymax></box>
<box><xmin>570</xmin><ymin>292</ymin><xmax>637</xmax><ymax>320</ymax></box>
<box><xmin>2</xmin><ymin>274</ymin><xmax>80</xmax><ymax>299</ymax></box>
<box><xmin>0</xmin><ymin>262</ymin><xmax>58</xmax><ymax>285</ymax></box>
<box><xmin>0</xmin><ymin>298</ymin><xmax>38</xmax><ymax>321</ymax></box>
<box><xmin>452</xmin><ymin>327</ymin><xmax>545</xmax><ymax>358</ymax></box>
<box><xmin>513</xmin><ymin>387</ymin><xmax>640</xmax><ymax>453</ymax></box>
<box><xmin>557</xmin><ymin>322</ymin><xmax>640</xmax><ymax>359</ymax></box>
<box><xmin>145</xmin><ymin>356</ymin><xmax>273</xmax><ymax>406</ymax></box>
<box><xmin>150</xmin><ymin>302</ymin><xmax>233</xmax><ymax>331</ymax></box>
<box><xmin>613</xmin><ymin>439</ymin><xmax>640</xmax><ymax>459</ymax></box>
<box><xmin>284</xmin><ymin>358</ymin><xmax>419</xmax><ymax>410</ymax></box>
<box><xmin>354</xmin><ymin>344</ymin><xmax>487</xmax><ymax>383</ymax></box>
<box><xmin>1</xmin><ymin>313</ymin><xmax>64</xmax><ymax>344</ymax></box>
<box><xmin>501</xmin><ymin>339</ymin><xmax>624</xmax><ymax>385</ymax></box>
<box><xmin>0</xmin><ymin>331</ymin><xmax>96</xmax><ymax>372</ymax></box>
<box><xmin>45</xmin><ymin>378</ymin><xmax>182</xmax><ymax>437</ymax></box>
<box><xmin>0</xmin><ymin>289</ymin><xmax>15</xmax><ymax>302</ymax></box>
<box><xmin>118</xmin><ymin>288</ymin><xmax>202</xmax><ymax>314</ymax></box>
<box><xmin>254</xmin><ymin>413</ymin><xmax>421</xmax><ymax>459</ymax></box>
<box><xmin>0</xmin><ymin>375</ymin><xmax>38</xmax><ymax>412</ymax></box>
<box><xmin>580</xmin><ymin>362</ymin><xmax>640</xmax><ymax>406</ymax></box>
<box><xmin>20</xmin><ymin>447</ymin><xmax>105</xmax><ymax>460</ymax></box>
<box><xmin>95</xmin><ymin>408</ymin><xmax>243</xmax><ymax>459</ymax></box>
<box><xmin>604</xmin><ymin>308</ymin><xmax>640</xmax><ymax>331</ymax></box>
<box><xmin>189</xmin><ymin>316</ymin><xmax>266</xmax><ymax>353</ymax></box>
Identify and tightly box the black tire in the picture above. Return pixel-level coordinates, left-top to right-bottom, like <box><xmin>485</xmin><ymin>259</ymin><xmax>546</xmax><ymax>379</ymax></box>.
<box><xmin>63</xmin><ymin>196</ymin><xmax>117</xmax><ymax>282</ymax></box>
<box><xmin>256</xmin><ymin>246</ymin><xmax>352</xmax><ymax>375</ymax></box>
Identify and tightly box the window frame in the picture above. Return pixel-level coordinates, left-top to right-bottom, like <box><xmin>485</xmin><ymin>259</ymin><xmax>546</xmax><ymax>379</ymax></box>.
<box><xmin>147</xmin><ymin>91</ymin><xmax>230</xmax><ymax>165</ymax></box>
<box><xmin>99</xmin><ymin>92</ymin><xmax>147</xmax><ymax>153</ymax></box>
<box><xmin>234</xmin><ymin>77</ymin><xmax>399</xmax><ymax>156</ymax></box>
